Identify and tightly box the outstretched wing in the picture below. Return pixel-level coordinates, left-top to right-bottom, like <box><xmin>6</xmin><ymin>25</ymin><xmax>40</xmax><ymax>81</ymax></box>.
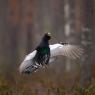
<box><xmin>23</xmin><ymin>50</ymin><xmax>37</xmax><ymax>61</ymax></box>
<box><xmin>50</xmin><ymin>43</ymin><xmax>84</xmax><ymax>59</ymax></box>
<box><xmin>19</xmin><ymin>50</ymin><xmax>37</xmax><ymax>74</ymax></box>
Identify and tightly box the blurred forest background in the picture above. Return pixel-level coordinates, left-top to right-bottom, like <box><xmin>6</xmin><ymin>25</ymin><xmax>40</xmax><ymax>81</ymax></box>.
<box><xmin>0</xmin><ymin>0</ymin><xmax>95</xmax><ymax>95</ymax></box>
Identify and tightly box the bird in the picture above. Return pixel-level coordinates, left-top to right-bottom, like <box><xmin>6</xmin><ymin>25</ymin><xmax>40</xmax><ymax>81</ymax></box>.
<box><xmin>19</xmin><ymin>33</ymin><xmax>51</xmax><ymax>74</ymax></box>
<box><xmin>19</xmin><ymin>33</ymin><xmax>84</xmax><ymax>74</ymax></box>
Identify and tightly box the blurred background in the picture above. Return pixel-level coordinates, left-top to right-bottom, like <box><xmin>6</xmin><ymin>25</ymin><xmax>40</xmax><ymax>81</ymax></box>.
<box><xmin>0</xmin><ymin>0</ymin><xmax>95</xmax><ymax>95</ymax></box>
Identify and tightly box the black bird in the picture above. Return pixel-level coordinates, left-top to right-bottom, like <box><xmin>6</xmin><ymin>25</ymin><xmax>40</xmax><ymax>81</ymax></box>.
<box><xmin>19</xmin><ymin>33</ymin><xmax>84</xmax><ymax>74</ymax></box>
<box><xmin>33</xmin><ymin>32</ymin><xmax>51</xmax><ymax>66</ymax></box>
<box><xmin>20</xmin><ymin>33</ymin><xmax>51</xmax><ymax>74</ymax></box>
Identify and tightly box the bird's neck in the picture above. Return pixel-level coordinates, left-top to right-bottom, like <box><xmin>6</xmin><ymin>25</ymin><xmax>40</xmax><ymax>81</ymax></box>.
<box><xmin>36</xmin><ymin>39</ymin><xmax>49</xmax><ymax>51</ymax></box>
<box><xmin>42</xmin><ymin>39</ymin><xmax>49</xmax><ymax>46</ymax></box>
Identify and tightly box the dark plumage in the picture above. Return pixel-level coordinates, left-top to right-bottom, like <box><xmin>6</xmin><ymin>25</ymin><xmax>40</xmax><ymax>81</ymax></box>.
<box><xmin>33</xmin><ymin>33</ymin><xmax>51</xmax><ymax>66</ymax></box>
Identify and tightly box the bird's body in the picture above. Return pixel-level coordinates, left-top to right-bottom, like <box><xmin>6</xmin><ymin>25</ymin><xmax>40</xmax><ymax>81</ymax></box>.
<box><xmin>33</xmin><ymin>33</ymin><xmax>51</xmax><ymax>66</ymax></box>
<box><xmin>33</xmin><ymin>47</ymin><xmax>50</xmax><ymax>65</ymax></box>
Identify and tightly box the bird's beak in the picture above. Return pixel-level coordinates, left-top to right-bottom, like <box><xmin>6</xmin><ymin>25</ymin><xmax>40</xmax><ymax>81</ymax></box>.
<box><xmin>47</xmin><ymin>32</ymin><xmax>51</xmax><ymax>36</ymax></box>
<box><xmin>48</xmin><ymin>33</ymin><xmax>51</xmax><ymax>37</ymax></box>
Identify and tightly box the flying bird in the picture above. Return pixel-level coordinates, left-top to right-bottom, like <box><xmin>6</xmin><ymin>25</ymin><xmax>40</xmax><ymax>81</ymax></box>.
<box><xmin>19</xmin><ymin>33</ymin><xmax>84</xmax><ymax>74</ymax></box>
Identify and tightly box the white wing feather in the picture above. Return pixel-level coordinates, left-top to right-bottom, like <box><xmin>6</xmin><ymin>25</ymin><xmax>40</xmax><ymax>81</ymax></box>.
<box><xmin>24</xmin><ymin>50</ymin><xmax>37</xmax><ymax>61</ymax></box>
<box><xmin>50</xmin><ymin>43</ymin><xmax>83</xmax><ymax>59</ymax></box>
<box><xmin>19</xmin><ymin>50</ymin><xmax>37</xmax><ymax>73</ymax></box>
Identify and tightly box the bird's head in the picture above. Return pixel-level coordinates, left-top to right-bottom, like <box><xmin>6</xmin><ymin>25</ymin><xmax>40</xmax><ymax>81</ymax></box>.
<box><xmin>43</xmin><ymin>32</ymin><xmax>51</xmax><ymax>41</ymax></box>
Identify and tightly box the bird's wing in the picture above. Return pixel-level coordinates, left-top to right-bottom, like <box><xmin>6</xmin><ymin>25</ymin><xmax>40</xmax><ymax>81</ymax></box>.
<box><xmin>24</xmin><ymin>50</ymin><xmax>37</xmax><ymax>61</ymax></box>
<box><xmin>50</xmin><ymin>43</ymin><xmax>84</xmax><ymax>59</ymax></box>
<box><xmin>19</xmin><ymin>50</ymin><xmax>37</xmax><ymax>74</ymax></box>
